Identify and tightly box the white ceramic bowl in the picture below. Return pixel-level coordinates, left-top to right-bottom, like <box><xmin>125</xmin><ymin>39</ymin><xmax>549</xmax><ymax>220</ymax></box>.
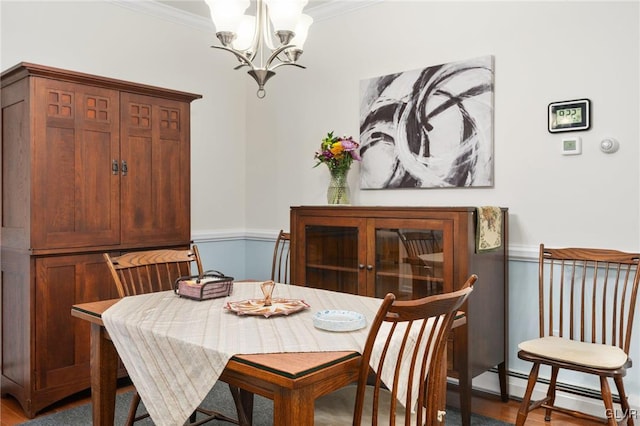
<box><xmin>312</xmin><ymin>310</ymin><xmax>366</xmax><ymax>332</ymax></box>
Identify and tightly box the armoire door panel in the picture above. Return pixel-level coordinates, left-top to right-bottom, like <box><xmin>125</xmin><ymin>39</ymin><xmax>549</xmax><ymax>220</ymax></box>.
<box><xmin>153</xmin><ymin>136</ymin><xmax>187</xmax><ymax>231</ymax></box>
<box><xmin>120</xmin><ymin>93</ymin><xmax>190</xmax><ymax>244</ymax></box>
<box><xmin>31</xmin><ymin>78</ymin><xmax>120</xmax><ymax>249</ymax></box>
<box><xmin>34</xmin><ymin>253</ymin><xmax>116</xmax><ymax>390</ymax></box>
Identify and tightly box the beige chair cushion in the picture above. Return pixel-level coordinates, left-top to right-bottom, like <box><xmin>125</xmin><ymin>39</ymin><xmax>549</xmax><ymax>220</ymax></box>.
<box><xmin>518</xmin><ymin>336</ymin><xmax>628</xmax><ymax>369</ymax></box>
<box><xmin>315</xmin><ymin>384</ymin><xmax>420</xmax><ymax>425</ymax></box>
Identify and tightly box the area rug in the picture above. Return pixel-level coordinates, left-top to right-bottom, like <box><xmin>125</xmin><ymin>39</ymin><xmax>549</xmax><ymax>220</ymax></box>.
<box><xmin>19</xmin><ymin>382</ymin><xmax>513</xmax><ymax>425</ymax></box>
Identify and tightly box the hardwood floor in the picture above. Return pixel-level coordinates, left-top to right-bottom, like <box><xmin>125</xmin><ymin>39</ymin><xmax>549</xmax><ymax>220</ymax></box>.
<box><xmin>454</xmin><ymin>391</ymin><xmax>606</xmax><ymax>425</ymax></box>
<box><xmin>0</xmin><ymin>383</ymin><xmax>135</xmax><ymax>426</ymax></box>
<box><xmin>1</xmin><ymin>386</ymin><xmax>607</xmax><ymax>426</ymax></box>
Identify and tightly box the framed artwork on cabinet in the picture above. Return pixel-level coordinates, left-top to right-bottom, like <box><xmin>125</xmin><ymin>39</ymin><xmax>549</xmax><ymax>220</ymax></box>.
<box><xmin>359</xmin><ymin>55</ymin><xmax>495</xmax><ymax>189</ymax></box>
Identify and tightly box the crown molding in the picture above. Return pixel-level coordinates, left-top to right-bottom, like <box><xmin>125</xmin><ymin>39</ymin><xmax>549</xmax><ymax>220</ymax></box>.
<box><xmin>110</xmin><ymin>0</ymin><xmax>214</xmax><ymax>32</ymax></box>
<box><xmin>109</xmin><ymin>0</ymin><xmax>384</xmax><ymax>32</ymax></box>
<box><xmin>305</xmin><ymin>0</ymin><xmax>384</xmax><ymax>22</ymax></box>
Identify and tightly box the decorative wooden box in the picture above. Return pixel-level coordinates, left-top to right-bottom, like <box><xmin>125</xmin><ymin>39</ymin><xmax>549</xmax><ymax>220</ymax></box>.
<box><xmin>175</xmin><ymin>271</ymin><xmax>233</xmax><ymax>300</ymax></box>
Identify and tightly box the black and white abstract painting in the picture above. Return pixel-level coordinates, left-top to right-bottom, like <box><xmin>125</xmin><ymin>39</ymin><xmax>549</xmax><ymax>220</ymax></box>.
<box><xmin>359</xmin><ymin>55</ymin><xmax>494</xmax><ymax>189</ymax></box>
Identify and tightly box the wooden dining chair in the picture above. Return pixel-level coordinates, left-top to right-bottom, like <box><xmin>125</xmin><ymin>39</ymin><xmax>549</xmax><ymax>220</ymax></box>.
<box><xmin>105</xmin><ymin>246</ymin><xmax>202</xmax><ymax>298</ymax></box>
<box><xmin>399</xmin><ymin>230</ymin><xmax>442</xmax><ymax>256</ymax></box>
<box><xmin>398</xmin><ymin>230</ymin><xmax>444</xmax><ymax>296</ymax></box>
<box><xmin>271</xmin><ymin>230</ymin><xmax>291</xmax><ymax>284</ymax></box>
<box><xmin>314</xmin><ymin>274</ymin><xmax>477</xmax><ymax>426</ymax></box>
<box><xmin>516</xmin><ymin>245</ymin><xmax>640</xmax><ymax>426</ymax></box>
<box><xmin>104</xmin><ymin>246</ymin><xmax>248</xmax><ymax>426</ymax></box>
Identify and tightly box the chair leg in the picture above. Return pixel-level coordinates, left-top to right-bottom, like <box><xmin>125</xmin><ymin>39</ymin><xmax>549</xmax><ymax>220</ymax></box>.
<box><xmin>599</xmin><ymin>376</ymin><xmax>618</xmax><ymax>426</ymax></box>
<box><xmin>614</xmin><ymin>375</ymin><xmax>633</xmax><ymax>426</ymax></box>
<box><xmin>126</xmin><ymin>392</ymin><xmax>142</xmax><ymax>426</ymax></box>
<box><xmin>544</xmin><ymin>366</ymin><xmax>559</xmax><ymax>421</ymax></box>
<box><xmin>516</xmin><ymin>363</ymin><xmax>540</xmax><ymax>426</ymax></box>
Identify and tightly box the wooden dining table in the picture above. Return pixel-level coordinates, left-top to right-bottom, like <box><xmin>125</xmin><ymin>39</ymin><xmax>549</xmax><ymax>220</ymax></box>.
<box><xmin>71</xmin><ymin>283</ymin><xmax>383</xmax><ymax>426</ymax></box>
<box><xmin>72</xmin><ymin>283</ymin><xmax>466</xmax><ymax>426</ymax></box>
<box><xmin>72</xmin><ymin>298</ymin><xmax>365</xmax><ymax>425</ymax></box>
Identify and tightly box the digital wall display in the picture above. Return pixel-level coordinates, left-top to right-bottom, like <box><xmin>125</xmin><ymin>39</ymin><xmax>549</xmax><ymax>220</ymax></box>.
<box><xmin>548</xmin><ymin>99</ymin><xmax>591</xmax><ymax>133</ymax></box>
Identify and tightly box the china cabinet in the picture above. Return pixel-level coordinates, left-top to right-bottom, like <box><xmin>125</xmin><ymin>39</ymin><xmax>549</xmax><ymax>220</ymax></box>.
<box><xmin>290</xmin><ymin>206</ymin><xmax>509</xmax><ymax>424</ymax></box>
<box><xmin>1</xmin><ymin>63</ymin><xmax>200</xmax><ymax>417</ymax></box>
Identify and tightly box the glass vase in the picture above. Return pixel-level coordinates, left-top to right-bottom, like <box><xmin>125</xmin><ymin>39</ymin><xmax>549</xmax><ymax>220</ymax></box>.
<box><xmin>327</xmin><ymin>169</ymin><xmax>350</xmax><ymax>205</ymax></box>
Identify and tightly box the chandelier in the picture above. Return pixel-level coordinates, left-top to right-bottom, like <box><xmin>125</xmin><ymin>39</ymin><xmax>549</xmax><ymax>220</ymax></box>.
<box><xmin>204</xmin><ymin>0</ymin><xmax>313</xmax><ymax>98</ymax></box>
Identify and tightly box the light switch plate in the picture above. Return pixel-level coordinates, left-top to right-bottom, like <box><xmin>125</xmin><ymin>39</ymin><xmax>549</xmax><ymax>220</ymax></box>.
<box><xmin>561</xmin><ymin>136</ymin><xmax>582</xmax><ymax>155</ymax></box>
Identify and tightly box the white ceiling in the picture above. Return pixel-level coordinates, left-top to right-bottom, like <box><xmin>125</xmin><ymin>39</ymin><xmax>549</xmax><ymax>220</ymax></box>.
<box><xmin>154</xmin><ymin>1</ymin><xmax>211</xmax><ymax>18</ymax></box>
<box><xmin>153</xmin><ymin>0</ymin><xmax>379</xmax><ymax>22</ymax></box>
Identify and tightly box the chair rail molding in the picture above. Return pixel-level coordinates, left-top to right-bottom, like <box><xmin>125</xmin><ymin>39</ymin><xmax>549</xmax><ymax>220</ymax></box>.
<box><xmin>193</xmin><ymin>230</ymin><xmax>540</xmax><ymax>261</ymax></box>
<box><xmin>192</xmin><ymin>229</ymin><xmax>282</xmax><ymax>243</ymax></box>
<box><xmin>508</xmin><ymin>244</ymin><xmax>539</xmax><ymax>262</ymax></box>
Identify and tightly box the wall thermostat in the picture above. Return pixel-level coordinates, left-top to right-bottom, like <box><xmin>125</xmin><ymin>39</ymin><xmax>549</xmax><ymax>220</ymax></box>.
<box><xmin>548</xmin><ymin>99</ymin><xmax>591</xmax><ymax>133</ymax></box>
<box><xmin>561</xmin><ymin>136</ymin><xmax>582</xmax><ymax>155</ymax></box>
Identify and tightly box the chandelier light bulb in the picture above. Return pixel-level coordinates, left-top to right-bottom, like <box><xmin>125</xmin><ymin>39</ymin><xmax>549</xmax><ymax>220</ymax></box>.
<box><xmin>290</xmin><ymin>13</ymin><xmax>313</xmax><ymax>49</ymax></box>
<box><xmin>232</xmin><ymin>15</ymin><xmax>257</xmax><ymax>52</ymax></box>
<box><xmin>264</xmin><ymin>0</ymin><xmax>308</xmax><ymax>33</ymax></box>
<box><xmin>205</xmin><ymin>0</ymin><xmax>250</xmax><ymax>33</ymax></box>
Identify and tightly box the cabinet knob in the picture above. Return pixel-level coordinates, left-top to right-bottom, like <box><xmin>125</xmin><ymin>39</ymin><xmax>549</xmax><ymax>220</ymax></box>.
<box><xmin>121</xmin><ymin>160</ymin><xmax>128</xmax><ymax>176</ymax></box>
<box><xmin>366</xmin><ymin>265</ymin><xmax>373</xmax><ymax>271</ymax></box>
<box><xmin>112</xmin><ymin>160</ymin><xmax>119</xmax><ymax>175</ymax></box>
<box><xmin>358</xmin><ymin>264</ymin><xmax>365</xmax><ymax>269</ymax></box>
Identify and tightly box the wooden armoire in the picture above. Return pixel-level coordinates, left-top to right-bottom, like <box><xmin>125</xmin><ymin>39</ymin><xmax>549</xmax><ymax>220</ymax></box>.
<box><xmin>0</xmin><ymin>63</ymin><xmax>201</xmax><ymax>417</ymax></box>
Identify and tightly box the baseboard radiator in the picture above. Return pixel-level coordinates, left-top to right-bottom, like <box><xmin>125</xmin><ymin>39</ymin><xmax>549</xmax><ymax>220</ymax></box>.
<box><xmin>490</xmin><ymin>367</ymin><xmax>622</xmax><ymax>404</ymax></box>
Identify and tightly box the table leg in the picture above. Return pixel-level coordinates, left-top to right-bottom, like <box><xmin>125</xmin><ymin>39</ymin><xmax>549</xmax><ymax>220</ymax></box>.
<box><xmin>498</xmin><ymin>361</ymin><xmax>509</xmax><ymax>402</ymax></box>
<box><xmin>458</xmin><ymin>342</ymin><xmax>471</xmax><ymax>426</ymax></box>
<box><xmin>90</xmin><ymin>323</ymin><xmax>118</xmax><ymax>426</ymax></box>
<box><xmin>459</xmin><ymin>373</ymin><xmax>471</xmax><ymax>426</ymax></box>
<box><xmin>273</xmin><ymin>387</ymin><xmax>314</xmax><ymax>426</ymax></box>
<box><xmin>228</xmin><ymin>385</ymin><xmax>254</xmax><ymax>426</ymax></box>
<box><xmin>240</xmin><ymin>389</ymin><xmax>254</xmax><ymax>425</ymax></box>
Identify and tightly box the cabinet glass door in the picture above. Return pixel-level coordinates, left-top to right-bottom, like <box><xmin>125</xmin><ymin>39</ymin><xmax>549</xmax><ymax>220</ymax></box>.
<box><xmin>303</xmin><ymin>225</ymin><xmax>360</xmax><ymax>295</ymax></box>
<box><xmin>373</xmin><ymin>224</ymin><xmax>450</xmax><ymax>300</ymax></box>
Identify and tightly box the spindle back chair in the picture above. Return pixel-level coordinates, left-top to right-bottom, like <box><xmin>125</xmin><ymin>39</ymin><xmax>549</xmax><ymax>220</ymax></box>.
<box><xmin>516</xmin><ymin>245</ymin><xmax>640</xmax><ymax>426</ymax></box>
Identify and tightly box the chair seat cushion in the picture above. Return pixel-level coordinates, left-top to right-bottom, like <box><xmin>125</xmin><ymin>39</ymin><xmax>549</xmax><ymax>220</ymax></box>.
<box><xmin>315</xmin><ymin>384</ymin><xmax>411</xmax><ymax>425</ymax></box>
<box><xmin>518</xmin><ymin>336</ymin><xmax>628</xmax><ymax>369</ymax></box>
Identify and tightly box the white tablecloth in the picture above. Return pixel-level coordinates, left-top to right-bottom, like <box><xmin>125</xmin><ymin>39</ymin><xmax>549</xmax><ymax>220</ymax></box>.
<box><xmin>102</xmin><ymin>282</ymin><xmax>383</xmax><ymax>426</ymax></box>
